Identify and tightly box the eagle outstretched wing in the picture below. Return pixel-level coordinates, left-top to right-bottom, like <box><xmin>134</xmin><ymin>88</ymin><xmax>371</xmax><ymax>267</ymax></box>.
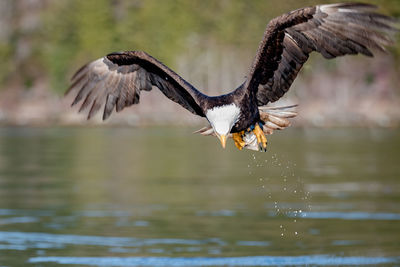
<box><xmin>244</xmin><ymin>3</ymin><xmax>398</xmax><ymax>105</ymax></box>
<box><xmin>66</xmin><ymin>51</ymin><xmax>205</xmax><ymax>120</ymax></box>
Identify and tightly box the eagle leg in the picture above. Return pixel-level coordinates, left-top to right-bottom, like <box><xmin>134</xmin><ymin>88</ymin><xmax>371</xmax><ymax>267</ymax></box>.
<box><xmin>252</xmin><ymin>123</ymin><xmax>268</xmax><ymax>151</ymax></box>
<box><xmin>232</xmin><ymin>131</ymin><xmax>246</xmax><ymax>150</ymax></box>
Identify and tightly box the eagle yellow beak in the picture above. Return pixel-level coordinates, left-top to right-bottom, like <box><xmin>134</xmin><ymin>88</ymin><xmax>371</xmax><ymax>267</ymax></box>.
<box><xmin>219</xmin><ymin>134</ymin><xmax>227</xmax><ymax>149</ymax></box>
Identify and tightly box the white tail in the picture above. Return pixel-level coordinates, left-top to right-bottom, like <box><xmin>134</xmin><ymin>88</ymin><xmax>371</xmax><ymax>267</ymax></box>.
<box><xmin>259</xmin><ymin>104</ymin><xmax>297</xmax><ymax>134</ymax></box>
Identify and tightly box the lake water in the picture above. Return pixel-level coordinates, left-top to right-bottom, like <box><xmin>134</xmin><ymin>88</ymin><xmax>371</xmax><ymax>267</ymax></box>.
<box><xmin>0</xmin><ymin>127</ymin><xmax>399</xmax><ymax>266</ymax></box>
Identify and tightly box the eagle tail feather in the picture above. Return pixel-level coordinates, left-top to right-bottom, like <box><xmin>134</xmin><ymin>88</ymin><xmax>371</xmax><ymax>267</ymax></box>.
<box><xmin>260</xmin><ymin>104</ymin><xmax>298</xmax><ymax>134</ymax></box>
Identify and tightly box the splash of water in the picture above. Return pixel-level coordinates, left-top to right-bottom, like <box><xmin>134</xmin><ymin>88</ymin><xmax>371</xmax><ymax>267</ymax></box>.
<box><xmin>248</xmin><ymin>153</ymin><xmax>312</xmax><ymax>238</ymax></box>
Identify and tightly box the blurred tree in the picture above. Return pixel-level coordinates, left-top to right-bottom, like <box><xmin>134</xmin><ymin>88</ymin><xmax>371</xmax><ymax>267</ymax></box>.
<box><xmin>0</xmin><ymin>0</ymin><xmax>398</xmax><ymax>92</ymax></box>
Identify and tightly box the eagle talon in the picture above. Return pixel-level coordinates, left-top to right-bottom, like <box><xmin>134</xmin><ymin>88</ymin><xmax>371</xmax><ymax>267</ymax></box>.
<box><xmin>258</xmin><ymin>143</ymin><xmax>267</xmax><ymax>152</ymax></box>
<box><xmin>253</xmin><ymin>124</ymin><xmax>268</xmax><ymax>151</ymax></box>
<box><xmin>232</xmin><ymin>131</ymin><xmax>246</xmax><ymax>150</ymax></box>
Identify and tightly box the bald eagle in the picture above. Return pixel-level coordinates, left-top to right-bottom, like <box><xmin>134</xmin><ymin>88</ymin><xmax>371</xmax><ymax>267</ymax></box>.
<box><xmin>66</xmin><ymin>3</ymin><xmax>397</xmax><ymax>151</ymax></box>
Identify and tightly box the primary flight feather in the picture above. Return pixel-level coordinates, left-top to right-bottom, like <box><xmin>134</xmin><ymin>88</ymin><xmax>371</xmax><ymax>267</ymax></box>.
<box><xmin>67</xmin><ymin>3</ymin><xmax>398</xmax><ymax>151</ymax></box>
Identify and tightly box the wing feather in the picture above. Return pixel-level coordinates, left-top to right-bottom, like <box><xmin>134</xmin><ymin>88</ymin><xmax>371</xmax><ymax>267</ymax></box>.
<box><xmin>244</xmin><ymin>3</ymin><xmax>398</xmax><ymax>106</ymax></box>
<box><xmin>67</xmin><ymin>51</ymin><xmax>205</xmax><ymax>119</ymax></box>
<box><xmin>88</xmin><ymin>73</ymin><xmax>120</xmax><ymax>119</ymax></box>
<box><xmin>79</xmin><ymin>89</ymin><xmax>96</xmax><ymax>113</ymax></box>
<box><xmin>103</xmin><ymin>94</ymin><xmax>118</xmax><ymax>120</ymax></box>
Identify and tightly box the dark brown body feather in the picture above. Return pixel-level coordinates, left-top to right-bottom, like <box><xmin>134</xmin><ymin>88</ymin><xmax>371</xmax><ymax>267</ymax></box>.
<box><xmin>66</xmin><ymin>3</ymin><xmax>397</xmax><ymax>132</ymax></box>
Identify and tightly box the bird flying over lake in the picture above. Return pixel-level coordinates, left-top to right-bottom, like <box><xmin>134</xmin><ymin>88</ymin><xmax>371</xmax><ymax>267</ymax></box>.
<box><xmin>66</xmin><ymin>3</ymin><xmax>397</xmax><ymax>151</ymax></box>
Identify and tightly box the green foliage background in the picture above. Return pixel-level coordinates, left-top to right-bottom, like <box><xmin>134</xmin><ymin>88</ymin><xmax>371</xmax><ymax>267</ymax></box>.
<box><xmin>1</xmin><ymin>0</ymin><xmax>399</xmax><ymax>92</ymax></box>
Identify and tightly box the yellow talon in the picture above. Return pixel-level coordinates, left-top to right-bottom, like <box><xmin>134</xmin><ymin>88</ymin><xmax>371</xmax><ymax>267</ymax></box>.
<box><xmin>253</xmin><ymin>124</ymin><xmax>268</xmax><ymax>151</ymax></box>
<box><xmin>232</xmin><ymin>131</ymin><xmax>245</xmax><ymax>150</ymax></box>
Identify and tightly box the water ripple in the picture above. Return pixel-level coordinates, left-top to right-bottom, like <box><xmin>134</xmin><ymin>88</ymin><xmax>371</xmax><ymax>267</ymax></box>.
<box><xmin>288</xmin><ymin>211</ymin><xmax>400</xmax><ymax>220</ymax></box>
<box><xmin>28</xmin><ymin>255</ymin><xmax>400</xmax><ymax>266</ymax></box>
<box><xmin>0</xmin><ymin>231</ymin><xmax>222</xmax><ymax>249</ymax></box>
<box><xmin>236</xmin><ymin>241</ymin><xmax>271</xmax><ymax>247</ymax></box>
<box><xmin>0</xmin><ymin>216</ymin><xmax>39</xmax><ymax>225</ymax></box>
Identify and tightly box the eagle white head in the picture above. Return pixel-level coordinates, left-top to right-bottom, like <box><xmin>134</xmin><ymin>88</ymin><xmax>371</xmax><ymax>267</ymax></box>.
<box><xmin>205</xmin><ymin>104</ymin><xmax>241</xmax><ymax>148</ymax></box>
